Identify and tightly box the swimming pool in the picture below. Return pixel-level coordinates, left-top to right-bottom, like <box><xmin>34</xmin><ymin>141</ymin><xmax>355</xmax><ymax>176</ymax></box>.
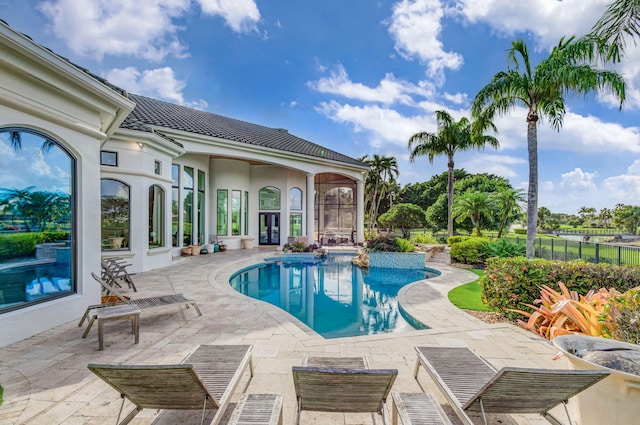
<box><xmin>229</xmin><ymin>254</ymin><xmax>439</xmax><ymax>338</ymax></box>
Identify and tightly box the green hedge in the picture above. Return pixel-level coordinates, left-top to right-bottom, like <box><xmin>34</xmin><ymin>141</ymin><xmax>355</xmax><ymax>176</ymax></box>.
<box><xmin>449</xmin><ymin>237</ymin><xmax>490</xmax><ymax>264</ymax></box>
<box><xmin>480</xmin><ymin>257</ymin><xmax>640</xmax><ymax>319</ymax></box>
<box><xmin>0</xmin><ymin>231</ymin><xmax>69</xmax><ymax>262</ymax></box>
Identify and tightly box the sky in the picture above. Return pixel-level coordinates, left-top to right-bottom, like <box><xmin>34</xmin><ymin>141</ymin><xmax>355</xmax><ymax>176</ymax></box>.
<box><xmin>2</xmin><ymin>0</ymin><xmax>640</xmax><ymax>215</ymax></box>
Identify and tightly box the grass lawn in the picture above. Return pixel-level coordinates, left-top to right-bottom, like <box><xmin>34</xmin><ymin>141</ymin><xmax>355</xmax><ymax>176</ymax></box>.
<box><xmin>447</xmin><ymin>269</ymin><xmax>492</xmax><ymax>312</ymax></box>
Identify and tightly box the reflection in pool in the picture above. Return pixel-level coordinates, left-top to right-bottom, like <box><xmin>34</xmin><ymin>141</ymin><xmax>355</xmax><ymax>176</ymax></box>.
<box><xmin>229</xmin><ymin>254</ymin><xmax>439</xmax><ymax>338</ymax></box>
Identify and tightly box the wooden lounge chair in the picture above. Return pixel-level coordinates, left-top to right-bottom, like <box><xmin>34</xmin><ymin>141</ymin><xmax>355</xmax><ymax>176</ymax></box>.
<box><xmin>101</xmin><ymin>258</ymin><xmax>137</xmax><ymax>292</ymax></box>
<box><xmin>292</xmin><ymin>355</ymin><xmax>398</xmax><ymax>425</ymax></box>
<box><xmin>413</xmin><ymin>346</ymin><xmax>611</xmax><ymax>425</ymax></box>
<box><xmin>79</xmin><ymin>272</ymin><xmax>202</xmax><ymax>334</ymax></box>
<box><xmin>88</xmin><ymin>344</ymin><xmax>254</xmax><ymax>425</ymax></box>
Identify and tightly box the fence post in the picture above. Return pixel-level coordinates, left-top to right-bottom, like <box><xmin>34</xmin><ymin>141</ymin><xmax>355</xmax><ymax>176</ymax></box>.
<box><xmin>564</xmin><ymin>239</ymin><xmax>568</xmax><ymax>261</ymax></box>
<box><xmin>595</xmin><ymin>243</ymin><xmax>600</xmax><ymax>264</ymax></box>
<box><xmin>551</xmin><ymin>238</ymin><xmax>554</xmax><ymax>260</ymax></box>
<box><xmin>538</xmin><ymin>237</ymin><xmax>542</xmax><ymax>258</ymax></box>
<box><xmin>617</xmin><ymin>246</ymin><xmax>622</xmax><ymax>266</ymax></box>
<box><xmin>578</xmin><ymin>242</ymin><xmax>582</xmax><ymax>260</ymax></box>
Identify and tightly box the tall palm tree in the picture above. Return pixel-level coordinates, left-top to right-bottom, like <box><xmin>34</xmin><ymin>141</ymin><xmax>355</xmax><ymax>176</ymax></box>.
<box><xmin>590</xmin><ymin>0</ymin><xmax>640</xmax><ymax>61</ymax></box>
<box><xmin>451</xmin><ymin>191</ymin><xmax>495</xmax><ymax>237</ymax></box>
<box><xmin>471</xmin><ymin>37</ymin><xmax>625</xmax><ymax>258</ymax></box>
<box><xmin>408</xmin><ymin>110</ymin><xmax>499</xmax><ymax>238</ymax></box>
<box><xmin>359</xmin><ymin>154</ymin><xmax>399</xmax><ymax>233</ymax></box>
<box><xmin>491</xmin><ymin>186</ymin><xmax>525</xmax><ymax>237</ymax></box>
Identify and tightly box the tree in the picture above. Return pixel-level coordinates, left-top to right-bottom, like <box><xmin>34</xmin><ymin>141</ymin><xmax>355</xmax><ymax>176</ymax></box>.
<box><xmin>537</xmin><ymin>206</ymin><xmax>552</xmax><ymax>230</ymax></box>
<box><xmin>599</xmin><ymin>207</ymin><xmax>613</xmax><ymax>227</ymax></box>
<box><xmin>590</xmin><ymin>0</ymin><xmax>640</xmax><ymax>61</ymax></box>
<box><xmin>398</xmin><ymin>169</ymin><xmax>469</xmax><ymax>211</ymax></box>
<box><xmin>471</xmin><ymin>37</ymin><xmax>625</xmax><ymax>258</ymax></box>
<box><xmin>491</xmin><ymin>187</ymin><xmax>525</xmax><ymax>237</ymax></box>
<box><xmin>408</xmin><ymin>110</ymin><xmax>499</xmax><ymax>238</ymax></box>
<box><xmin>451</xmin><ymin>191</ymin><xmax>495</xmax><ymax>237</ymax></box>
<box><xmin>615</xmin><ymin>205</ymin><xmax>640</xmax><ymax>235</ymax></box>
<box><xmin>578</xmin><ymin>206</ymin><xmax>597</xmax><ymax>225</ymax></box>
<box><xmin>377</xmin><ymin>203</ymin><xmax>426</xmax><ymax>239</ymax></box>
<box><xmin>425</xmin><ymin>173</ymin><xmax>513</xmax><ymax>233</ymax></box>
<box><xmin>359</xmin><ymin>154</ymin><xmax>399</xmax><ymax>233</ymax></box>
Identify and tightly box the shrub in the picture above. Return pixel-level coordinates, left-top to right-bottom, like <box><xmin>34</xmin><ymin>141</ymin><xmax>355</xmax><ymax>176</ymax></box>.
<box><xmin>514</xmin><ymin>228</ymin><xmax>526</xmax><ymax>235</ymax></box>
<box><xmin>446</xmin><ymin>235</ymin><xmax>469</xmax><ymax>246</ymax></box>
<box><xmin>449</xmin><ymin>237</ymin><xmax>490</xmax><ymax>265</ymax></box>
<box><xmin>395</xmin><ymin>238</ymin><xmax>414</xmax><ymax>253</ymax></box>
<box><xmin>604</xmin><ymin>288</ymin><xmax>640</xmax><ymax>344</ymax></box>
<box><xmin>511</xmin><ymin>282</ymin><xmax>613</xmax><ymax>339</ymax></box>
<box><xmin>0</xmin><ymin>233</ymin><xmax>37</xmax><ymax>261</ymax></box>
<box><xmin>365</xmin><ymin>236</ymin><xmax>398</xmax><ymax>252</ymax></box>
<box><xmin>410</xmin><ymin>233</ymin><xmax>439</xmax><ymax>244</ymax></box>
<box><xmin>481</xmin><ymin>239</ymin><xmax>525</xmax><ymax>258</ymax></box>
<box><xmin>480</xmin><ymin>257</ymin><xmax>640</xmax><ymax>319</ymax></box>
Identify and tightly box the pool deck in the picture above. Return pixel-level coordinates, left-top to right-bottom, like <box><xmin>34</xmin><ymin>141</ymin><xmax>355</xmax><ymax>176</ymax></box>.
<box><xmin>0</xmin><ymin>248</ymin><xmax>573</xmax><ymax>425</ymax></box>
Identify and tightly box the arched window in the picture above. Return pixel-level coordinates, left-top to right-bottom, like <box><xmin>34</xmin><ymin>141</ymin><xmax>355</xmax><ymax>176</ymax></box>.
<box><xmin>0</xmin><ymin>128</ymin><xmax>75</xmax><ymax>312</ymax></box>
<box><xmin>101</xmin><ymin>179</ymin><xmax>130</xmax><ymax>251</ymax></box>
<box><xmin>259</xmin><ymin>187</ymin><xmax>280</xmax><ymax>210</ymax></box>
<box><xmin>148</xmin><ymin>185</ymin><xmax>164</xmax><ymax>248</ymax></box>
<box><xmin>289</xmin><ymin>187</ymin><xmax>303</xmax><ymax>237</ymax></box>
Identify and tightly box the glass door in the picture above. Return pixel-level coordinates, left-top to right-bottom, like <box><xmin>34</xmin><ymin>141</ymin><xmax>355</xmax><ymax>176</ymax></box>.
<box><xmin>259</xmin><ymin>213</ymin><xmax>280</xmax><ymax>245</ymax></box>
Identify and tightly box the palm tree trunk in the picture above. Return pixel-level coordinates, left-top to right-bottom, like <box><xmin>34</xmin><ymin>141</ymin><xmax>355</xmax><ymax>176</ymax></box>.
<box><xmin>447</xmin><ymin>155</ymin><xmax>455</xmax><ymax>238</ymax></box>
<box><xmin>526</xmin><ymin>112</ymin><xmax>539</xmax><ymax>259</ymax></box>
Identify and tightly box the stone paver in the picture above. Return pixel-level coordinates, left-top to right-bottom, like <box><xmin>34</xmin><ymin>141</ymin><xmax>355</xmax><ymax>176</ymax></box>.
<box><xmin>0</xmin><ymin>248</ymin><xmax>569</xmax><ymax>425</ymax></box>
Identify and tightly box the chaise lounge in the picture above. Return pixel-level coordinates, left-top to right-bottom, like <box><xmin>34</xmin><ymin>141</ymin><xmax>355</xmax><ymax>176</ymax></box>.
<box><xmin>412</xmin><ymin>346</ymin><xmax>610</xmax><ymax>425</ymax></box>
<box><xmin>88</xmin><ymin>344</ymin><xmax>257</xmax><ymax>425</ymax></box>
<box><xmin>79</xmin><ymin>272</ymin><xmax>202</xmax><ymax>335</ymax></box>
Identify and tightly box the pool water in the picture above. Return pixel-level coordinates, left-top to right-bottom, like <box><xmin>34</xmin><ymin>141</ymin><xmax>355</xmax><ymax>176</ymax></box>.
<box><xmin>229</xmin><ymin>254</ymin><xmax>439</xmax><ymax>339</ymax></box>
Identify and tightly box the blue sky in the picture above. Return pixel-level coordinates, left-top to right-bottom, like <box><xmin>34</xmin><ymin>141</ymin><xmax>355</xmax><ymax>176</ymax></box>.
<box><xmin>3</xmin><ymin>0</ymin><xmax>640</xmax><ymax>214</ymax></box>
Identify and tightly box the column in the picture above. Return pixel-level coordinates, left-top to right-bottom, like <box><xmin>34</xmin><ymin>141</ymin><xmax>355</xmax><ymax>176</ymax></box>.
<box><xmin>356</xmin><ymin>178</ymin><xmax>364</xmax><ymax>244</ymax></box>
<box><xmin>306</xmin><ymin>173</ymin><xmax>315</xmax><ymax>243</ymax></box>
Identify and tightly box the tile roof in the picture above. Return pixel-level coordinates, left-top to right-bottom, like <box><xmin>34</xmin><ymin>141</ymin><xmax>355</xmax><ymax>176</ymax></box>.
<box><xmin>123</xmin><ymin>94</ymin><xmax>366</xmax><ymax>167</ymax></box>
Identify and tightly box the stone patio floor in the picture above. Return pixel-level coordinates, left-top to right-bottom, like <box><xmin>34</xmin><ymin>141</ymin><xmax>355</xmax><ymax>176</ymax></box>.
<box><xmin>0</xmin><ymin>247</ymin><xmax>576</xmax><ymax>425</ymax></box>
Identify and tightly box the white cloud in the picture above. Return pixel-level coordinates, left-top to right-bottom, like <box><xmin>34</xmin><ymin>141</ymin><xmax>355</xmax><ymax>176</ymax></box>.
<box><xmin>460</xmin><ymin>153</ymin><xmax>525</xmax><ymax>178</ymax></box>
<box><xmin>308</xmin><ymin>64</ymin><xmax>434</xmax><ymax>105</ymax></box>
<box><xmin>196</xmin><ymin>0</ymin><xmax>260</xmax><ymax>33</ymax></box>
<box><xmin>387</xmin><ymin>0</ymin><xmax>463</xmax><ymax>81</ymax></box>
<box><xmin>452</xmin><ymin>0</ymin><xmax>609</xmax><ymax>50</ymax></box>
<box><xmin>38</xmin><ymin>0</ymin><xmax>191</xmax><ymax>61</ymax></box>
<box><xmin>106</xmin><ymin>67</ymin><xmax>208</xmax><ymax>109</ymax></box>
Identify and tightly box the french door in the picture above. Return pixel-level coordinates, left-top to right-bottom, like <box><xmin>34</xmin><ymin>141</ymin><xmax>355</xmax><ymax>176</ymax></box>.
<box><xmin>259</xmin><ymin>213</ymin><xmax>280</xmax><ymax>245</ymax></box>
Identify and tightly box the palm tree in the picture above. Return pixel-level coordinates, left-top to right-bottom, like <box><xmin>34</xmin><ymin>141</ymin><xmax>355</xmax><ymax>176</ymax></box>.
<box><xmin>359</xmin><ymin>154</ymin><xmax>399</xmax><ymax>233</ymax></box>
<box><xmin>491</xmin><ymin>187</ymin><xmax>525</xmax><ymax>237</ymax></box>
<box><xmin>590</xmin><ymin>0</ymin><xmax>640</xmax><ymax>61</ymax></box>
<box><xmin>599</xmin><ymin>207</ymin><xmax>613</xmax><ymax>227</ymax></box>
<box><xmin>451</xmin><ymin>191</ymin><xmax>495</xmax><ymax>236</ymax></box>
<box><xmin>408</xmin><ymin>110</ymin><xmax>499</xmax><ymax>238</ymax></box>
<box><xmin>471</xmin><ymin>38</ymin><xmax>625</xmax><ymax>258</ymax></box>
<box><xmin>537</xmin><ymin>206</ymin><xmax>552</xmax><ymax>230</ymax></box>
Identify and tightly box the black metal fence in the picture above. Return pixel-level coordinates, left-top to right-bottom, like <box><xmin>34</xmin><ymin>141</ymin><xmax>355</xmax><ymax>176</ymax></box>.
<box><xmin>503</xmin><ymin>236</ymin><xmax>640</xmax><ymax>266</ymax></box>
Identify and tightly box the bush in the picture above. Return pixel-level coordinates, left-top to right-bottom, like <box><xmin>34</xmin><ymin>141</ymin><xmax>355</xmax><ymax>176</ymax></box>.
<box><xmin>480</xmin><ymin>257</ymin><xmax>640</xmax><ymax>319</ymax></box>
<box><xmin>0</xmin><ymin>233</ymin><xmax>37</xmax><ymax>261</ymax></box>
<box><xmin>449</xmin><ymin>237</ymin><xmax>490</xmax><ymax>265</ymax></box>
<box><xmin>446</xmin><ymin>235</ymin><xmax>469</xmax><ymax>246</ymax></box>
<box><xmin>410</xmin><ymin>233</ymin><xmax>439</xmax><ymax>244</ymax></box>
<box><xmin>514</xmin><ymin>228</ymin><xmax>526</xmax><ymax>235</ymax></box>
<box><xmin>482</xmin><ymin>239</ymin><xmax>525</xmax><ymax>258</ymax></box>
<box><xmin>365</xmin><ymin>236</ymin><xmax>414</xmax><ymax>252</ymax></box>
<box><xmin>395</xmin><ymin>238</ymin><xmax>414</xmax><ymax>252</ymax></box>
<box><xmin>604</xmin><ymin>288</ymin><xmax>640</xmax><ymax>344</ymax></box>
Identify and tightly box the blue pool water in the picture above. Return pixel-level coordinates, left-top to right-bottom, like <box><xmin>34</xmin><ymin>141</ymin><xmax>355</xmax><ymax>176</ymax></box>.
<box><xmin>229</xmin><ymin>254</ymin><xmax>439</xmax><ymax>338</ymax></box>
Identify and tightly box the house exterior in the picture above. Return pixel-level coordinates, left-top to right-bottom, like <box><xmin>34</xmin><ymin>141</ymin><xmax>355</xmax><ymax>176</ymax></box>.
<box><xmin>0</xmin><ymin>21</ymin><xmax>367</xmax><ymax>347</ymax></box>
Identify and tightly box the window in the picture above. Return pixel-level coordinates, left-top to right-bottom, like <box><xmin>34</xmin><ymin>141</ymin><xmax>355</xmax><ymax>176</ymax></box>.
<box><xmin>0</xmin><ymin>129</ymin><xmax>76</xmax><ymax>313</ymax></box>
<box><xmin>154</xmin><ymin>160</ymin><xmax>161</xmax><ymax>175</ymax></box>
<box><xmin>290</xmin><ymin>187</ymin><xmax>302</xmax><ymax>210</ymax></box>
<box><xmin>259</xmin><ymin>187</ymin><xmax>280</xmax><ymax>210</ymax></box>
<box><xmin>197</xmin><ymin>170</ymin><xmax>205</xmax><ymax>245</ymax></box>
<box><xmin>148</xmin><ymin>185</ymin><xmax>164</xmax><ymax>248</ymax></box>
<box><xmin>290</xmin><ymin>213</ymin><xmax>302</xmax><ymax>236</ymax></box>
<box><xmin>217</xmin><ymin>190</ymin><xmax>228</xmax><ymax>236</ymax></box>
<box><xmin>183</xmin><ymin>167</ymin><xmax>194</xmax><ymax>246</ymax></box>
<box><xmin>171</xmin><ymin>164</ymin><xmax>179</xmax><ymax>247</ymax></box>
<box><xmin>101</xmin><ymin>179</ymin><xmax>130</xmax><ymax>251</ymax></box>
<box><xmin>100</xmin><ymin>151</ymin><xmax>117</xmax><ymax>166</ymax></box>
<box><xmin>244</xmin><ymin>191</ymin><xmax>249</xmax><ymax>235</ymax></box>
<box><xmin>232</xmin><ymin>190</ymin><xmax>241</xmax><ymax>236</ymax></box>
<box><xmin>289</xmin><ymin>187</ymin><xmax>303</xmax><ymax>237</ymax></box>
